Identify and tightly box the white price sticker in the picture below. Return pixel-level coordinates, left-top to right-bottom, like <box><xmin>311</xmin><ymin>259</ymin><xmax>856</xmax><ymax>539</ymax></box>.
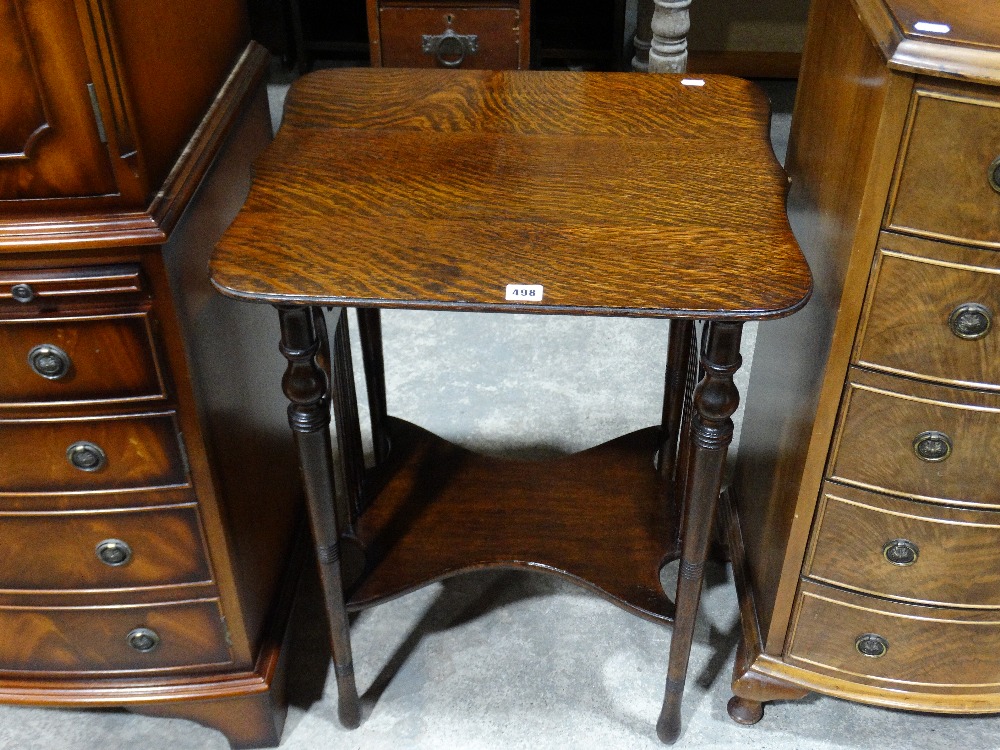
<box><xmin>505</xmin><ymin>284</ymin><xmax>544</xmax><ymax>301</ymax></box>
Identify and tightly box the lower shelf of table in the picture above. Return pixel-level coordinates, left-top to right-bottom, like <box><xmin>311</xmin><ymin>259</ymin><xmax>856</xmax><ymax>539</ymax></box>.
<box><xmin>345</xmin><ymin>417</ymin><xmax>680</xmax><ymax>622</ymax></box>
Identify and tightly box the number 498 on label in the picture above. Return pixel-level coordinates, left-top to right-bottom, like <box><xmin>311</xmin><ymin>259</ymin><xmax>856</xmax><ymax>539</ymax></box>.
<box><xmin>505</xmin><ymin>284</ymin><xmax>544</xmax><ymax>301</ymax></box>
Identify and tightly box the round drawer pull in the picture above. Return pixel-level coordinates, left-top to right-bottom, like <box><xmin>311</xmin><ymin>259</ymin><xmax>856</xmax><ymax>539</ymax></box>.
<box><xmin>95</xmin><ymin>539</ymin><xmax>132</xmax><ymax>567</ymax></box>
<box><xmin>989</xmin><ymin>155</ymin><xmax>1000</xmax><ymax>195</ymax></box>
<box><xmin>11</xmin><ymin>283</ymin><xmax>36</xmax><ymax>304</ymax></box>
<box><xmin>912</xmin><ymin>430</ymin><xmax>952</xmax><ymax>462</ymax></box>
<box><xmin>66</xmin><ymin>441</ymin><xmax>107</xmax><ymax>472</ymax></box>
<box><xmin>882</xmin><ymin>538</ymin><xmax>918</xmax><ymax>566</ymax></box>
<box><xmin>421</xmin><ymin>29</ymin><xmax>479</xmax><ymax>67</ymax></box>
<box><xmin>855</xmin><ymin>633</ymin><xmax>889</xmax><ymax>658</ymax></box>
<box><xmin>28</xmin><ymin>344</ymin><xmax>72</xmax><ymax>380</ymax></box>
<box><xmin>949</xmin><ymin>303</ymin><xmax>992</xmax><ymax>340</ymax></box>
<box><xmin>126</xmin><ymin>627</ymin><xmax>160</xmax><ymax>653</ymax></box>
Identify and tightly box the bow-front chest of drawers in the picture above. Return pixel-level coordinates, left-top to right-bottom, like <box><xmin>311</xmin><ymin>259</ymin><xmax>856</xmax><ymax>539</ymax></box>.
<box><xmin>0</xmin><ymin>2</ymin><xmax>301</xmax><ymax>746</ymax></box>
<box><xmin>727</xmin><ymin>0</ymin><xmax>1000</xmax><ymax>724</ymax></box>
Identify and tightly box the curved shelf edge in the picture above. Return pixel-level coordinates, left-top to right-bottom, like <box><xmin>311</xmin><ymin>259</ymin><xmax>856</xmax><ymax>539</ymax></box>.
<box><xmin>345</xmin><ymin>418</ymin><xmax>681</xmax><ymax>624</ymax></box>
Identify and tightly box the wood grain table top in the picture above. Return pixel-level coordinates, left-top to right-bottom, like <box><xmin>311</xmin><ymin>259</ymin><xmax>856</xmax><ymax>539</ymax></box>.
<box><xmin>211</xmin><ymin>69</ymin><xmax>811</xmax><ymax>319</ymax></box>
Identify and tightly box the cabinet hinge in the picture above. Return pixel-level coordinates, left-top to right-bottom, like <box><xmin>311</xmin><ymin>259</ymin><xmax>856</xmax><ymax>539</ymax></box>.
<box><xmin>86</xmin><ymin>83</ymin><xmax>108</xmax><ymax>144</ymax></box>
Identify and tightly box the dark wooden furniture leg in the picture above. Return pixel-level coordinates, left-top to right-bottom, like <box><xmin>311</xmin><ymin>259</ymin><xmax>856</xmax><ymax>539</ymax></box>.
<box><xmin>658</xmin><ymin>320</ymin><xmax>693</xmax><ymax>481</ymax></box>
<box><xmin>357</xmin><ymin>308</ymin><xmax>390</xmax><ymax>466</ymax></box>
<box><xmin>632</xmin><ymin>0</ymin><xmax>654</xmax><ymax>71</ymax></box>
<box><xmin>329</xmin><ymin>310</ymin><xmax>366</xmax><ymax>521</ymax></box>
<box><xmin>657</xmin><ymin>320</ymin><xmax>743</xmax><ymax>744</ymax></box>
<box><xmin>276</xmin><ymin>305</ymin><xmax>361</xmax><ymax>729</ymax></box>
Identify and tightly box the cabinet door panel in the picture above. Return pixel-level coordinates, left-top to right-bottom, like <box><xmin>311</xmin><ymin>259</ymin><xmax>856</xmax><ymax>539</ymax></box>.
<box><xmin>0</xmin><ymin>0</ymin><xmax>117</xmax><ymax>201</ymax></box>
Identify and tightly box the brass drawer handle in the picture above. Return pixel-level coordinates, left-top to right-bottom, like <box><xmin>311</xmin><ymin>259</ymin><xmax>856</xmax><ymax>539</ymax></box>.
<box><xmin>126</xmin><ymin>627</ymin><xmax>160</xmax><ymax>653</ymax></box>
<box><xmin>882</xmin><ymin>538</ymin><xmax>918</xmax><ymax>566</ymax></box>
<box><xmin>422</xmin><ymin>29</ymin><xmax>478</xmax><ymax>67</ymax></box>
<box><xmin>949</xmin><ymin>303</ymin><xmax>992</xmax><ymax>340</ymax></box>
<box><xmin>28</xmin><ymin>344</ymin><xmax>72</xmax><ymax>380</ymax></box>
<box><xmin>66</xmin><ymin>441</ymin><xmax>107</xmax><ymax>472</ymax></box>
<box><xmin>912</xmin><ymin>430</ymin><xmax>952</xmax><ymax>462</ymax></box>
<box><xmin>96</xmin><ymin>539</ymin><xmax>133</xmax><ymax>567</ymax></box>
<box><xmin>11</xmin><ymin>283</ymin><xmax>35</xmax><ymax>304</ymax></box>
<box><xmin>855</xmin><ymin>633</ymin><xmax>889</xmax><ymax>658</ymax></box>
<box><xmin>990</xmin><ymin>155</ymin><xmax>1000</xmax><ymax>195</ymax></box>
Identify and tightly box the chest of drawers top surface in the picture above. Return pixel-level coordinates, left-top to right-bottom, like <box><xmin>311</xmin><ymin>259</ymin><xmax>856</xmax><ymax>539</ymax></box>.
<box><xmin>857</xmin><ymin>0</ymin><xmax>1000</xmax><ymax>83</ymax></box>
<box><xmin>878</xmin><ymin>0</ymin><xmax>1000</xmax><ymax>51</ymax></box>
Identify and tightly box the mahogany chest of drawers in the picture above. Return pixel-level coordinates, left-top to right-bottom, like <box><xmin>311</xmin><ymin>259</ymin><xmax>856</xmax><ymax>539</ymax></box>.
<box><xmin>727</xmin><ymin>0</ymin><xmax>1000</xmax><ymax>724</ymax></box>
<box><xmin>0</xmin><ymin>2</ymin><xmax>301</xmax><ymax>746</ymax></box>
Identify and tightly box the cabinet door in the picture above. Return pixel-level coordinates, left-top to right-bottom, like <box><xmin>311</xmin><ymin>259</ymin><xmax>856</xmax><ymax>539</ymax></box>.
<box><xmin>0</xmin><ymin>0</ymin><xmax>117</xmax><ymax>202</ymax></box>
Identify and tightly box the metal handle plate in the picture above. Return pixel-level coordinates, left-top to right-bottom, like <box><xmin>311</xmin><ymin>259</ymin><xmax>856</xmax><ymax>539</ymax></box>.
<box><xmin>66</xmin><ymin>441</ymin><xmax>107</xmax><ymax>472</ymax></box>
<box><xmin>913</xmin><ymin>430</ymin><xmax>952</xmax><ymax>462</ymax></box>
<box><xmin>422</xmin><ymin>29</ymin><xmax>479</xmax><ymax>67</ymax></box>
<box><xmin>989</xmin><ymin>155</ymin><xmax>1000</xmax><ymax>195</ymax></box>
<box><xmin>28</xmin><ymin>344</ymin><xmax>72</xmax><ymax>380</ymax></box>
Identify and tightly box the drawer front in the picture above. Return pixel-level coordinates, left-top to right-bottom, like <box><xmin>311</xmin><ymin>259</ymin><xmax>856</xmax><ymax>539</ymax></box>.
<box><xmin>0</xmin><ymin>413</ymin><xmax>189</xmax><ymax>494</ymax></box>
<box><xmin>886</xmin><ymin>83</ymin><xmax>1000</xmax><ymax>248</ymax></box>
<box><xmin>788</xmin><ymin>581</ymin><xmax>1000</xmax><ymax>688</ymax></box>
<box><xmin>379</xmin><ymin>7</ymin><xmax>522</xmax><ymax>69</ymax></box>
<box><xmin>0</xmin><ymin>264</ymin><xmax>144</xmax><ymax>313</ymax></box>
<box><xmin>0</xmin><ymin>505</ymin><xmax>211</xmax><ymax>591</ymax></box>
<box><xmin>0</xmin><ymin>599</ymin><xmax>232</xmax><ymax>673</ymax></box>
<box><xmin>829</xmin><ymin>370</ymin><xmax>1000</xmax><ymax>507</ymax></box>
<box><xmin>805</xmin><ymin>482</ymin><xmax>1000</xmax><ymax>607</ymax></box>
<box><xmin>0</xmin><ymin>314</ymin><xmax>165</xmax><ymax>406</ymax></box>
<box><xmin>856</xmin><ymin>236</ymin><xmax>1000</xmax><ymax>390</ymax></box>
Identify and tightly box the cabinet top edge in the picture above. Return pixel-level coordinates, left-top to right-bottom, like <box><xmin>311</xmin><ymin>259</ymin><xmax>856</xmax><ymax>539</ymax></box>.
<box><xmin>854</xmin><ymin>0</ymin><xmax>1000</xmax><ymax>85</ymax></box>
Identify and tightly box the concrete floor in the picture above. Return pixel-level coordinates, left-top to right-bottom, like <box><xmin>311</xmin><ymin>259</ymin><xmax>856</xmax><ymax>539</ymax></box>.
<box><xmin>2</xmin><ymin>77</ymin><xmax>999</xmax><ymax>749</ymax></box>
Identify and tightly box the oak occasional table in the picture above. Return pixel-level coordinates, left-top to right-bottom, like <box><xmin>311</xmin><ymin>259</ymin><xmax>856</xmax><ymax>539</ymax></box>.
<box><xmin>210</xmin><ymin>68</ymin><xmax>811</xmax><ymax>743</ymax></box>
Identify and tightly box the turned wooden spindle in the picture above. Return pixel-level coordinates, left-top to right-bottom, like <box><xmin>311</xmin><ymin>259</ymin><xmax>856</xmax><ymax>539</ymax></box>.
<box><xmin>358</xmin><ymin>307</ymin><xmax>390</xmax><ymax>466</ymax></box>
<box><xmin>658</xmin><ymin>320</ymin><xmax>693</xmax><ymax>481</ymax></box>
<box><xmin>632</xmin><ymin>0</ymin><xmax>655</xmax><ymax>72</ymax></box>
<box><xmin>649</xmin><ymin>0</ymin><xmax>691</xmax><ymax>74</ymax></box>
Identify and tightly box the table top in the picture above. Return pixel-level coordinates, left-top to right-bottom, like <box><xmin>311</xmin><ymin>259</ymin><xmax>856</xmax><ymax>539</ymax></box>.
<box><xmin>212</xmin><ymin>69</ymin><xmax>811</xmax><ymax>320</ymax></box>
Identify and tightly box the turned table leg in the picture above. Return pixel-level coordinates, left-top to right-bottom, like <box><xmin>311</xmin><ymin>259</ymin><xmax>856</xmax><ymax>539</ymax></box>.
<box><xmin>657</xmin><ymin>320</ymin><xmax>743</xmax><ymax>744</ymax></box>
<box><xmin>277</xmin><ymin>305</ymin><xmax>361</xmax><ymax>729</ymax></box>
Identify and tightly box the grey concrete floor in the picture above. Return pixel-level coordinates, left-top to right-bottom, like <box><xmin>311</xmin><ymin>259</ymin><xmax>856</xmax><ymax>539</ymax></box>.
<box><xmin>2</xmin><ymin>76</ymin><xmax>999</xmax><ymax>749</ymax></box>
